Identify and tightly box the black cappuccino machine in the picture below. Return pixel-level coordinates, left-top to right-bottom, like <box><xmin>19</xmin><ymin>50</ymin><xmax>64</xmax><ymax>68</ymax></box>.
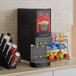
<box><xmin>18</xmin><ymin>9</ymin><xmax>51</xmax><ymax>67</ymax></box>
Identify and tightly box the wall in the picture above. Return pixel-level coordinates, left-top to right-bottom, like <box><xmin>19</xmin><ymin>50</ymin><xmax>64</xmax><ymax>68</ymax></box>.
<box><xmin>73</xmin><ymin>0</ymin><xmax>76</xmax><ymax>25</ymax></box>
<box><xmin>0</xmin><ymin>0</ymin><xmax>73</xmax><ymax>56</ymax></box>
<box><xmin>72</xmin><ymin>26</ymin><xmax>76</xmax><ymax>57</ymax></box>
<box><xmin>72</xmin><ymin>0</ymin><xmax>76</xmax><ymax>57</ymax></box>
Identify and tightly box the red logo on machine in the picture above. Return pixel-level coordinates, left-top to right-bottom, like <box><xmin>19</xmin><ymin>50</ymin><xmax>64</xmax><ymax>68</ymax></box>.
<box><xmin>37</xmin><ymin>16</ymin><xmax>50</xmax><ymax>32</ymax></box>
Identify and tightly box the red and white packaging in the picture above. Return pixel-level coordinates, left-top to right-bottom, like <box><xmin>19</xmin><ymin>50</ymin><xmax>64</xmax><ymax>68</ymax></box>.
<box><xmin>7</xmin><ymin>44</ymin><xmax>17</xmax><ymax>64</ymax></box>
<box><xmin>12</xmin><ymin>52</ymin><xmax>20</xmax><ymax>67</ymax></box>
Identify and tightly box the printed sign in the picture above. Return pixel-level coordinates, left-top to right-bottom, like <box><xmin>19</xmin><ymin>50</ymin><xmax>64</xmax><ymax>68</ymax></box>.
<box><xmin>37</xmin><ymin>9</ymin><xmax>51</xmax><ymax>33</ymax></box>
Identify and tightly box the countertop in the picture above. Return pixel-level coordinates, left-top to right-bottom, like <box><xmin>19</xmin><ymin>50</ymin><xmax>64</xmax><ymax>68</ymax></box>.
<box><xmin>0</xmin><ymin>57</ymin><xmax>76</xmax><ymax>76</ymax></box>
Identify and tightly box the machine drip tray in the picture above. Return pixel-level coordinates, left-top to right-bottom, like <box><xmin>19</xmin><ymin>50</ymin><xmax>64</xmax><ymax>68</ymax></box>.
<box><xmin>30</xmin><ymin>58</ymin><xmax>50</xmax><ymax>68</ymax></box>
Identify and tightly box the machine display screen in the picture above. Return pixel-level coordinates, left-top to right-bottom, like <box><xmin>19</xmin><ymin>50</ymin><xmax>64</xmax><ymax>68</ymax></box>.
<box><xmin>37</xmin><ymin>9</ymin><xmax>51</xmax><ymax>33</ymax></box>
